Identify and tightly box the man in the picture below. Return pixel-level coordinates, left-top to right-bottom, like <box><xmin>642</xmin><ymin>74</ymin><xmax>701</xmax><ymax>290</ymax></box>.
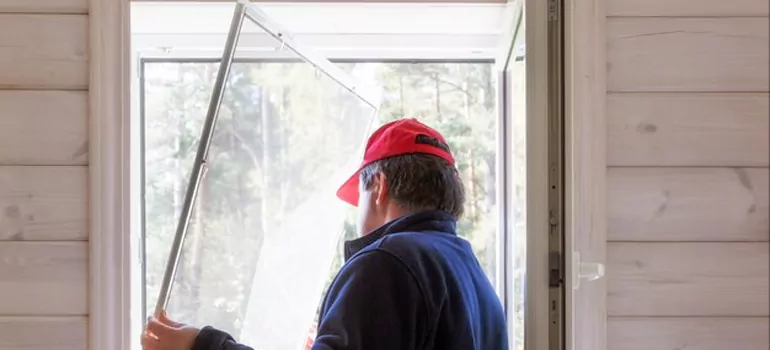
<box><xmin>142</xmin><ymin>118</ymin><xmax>508</xmax><ymax>350</ymax></box>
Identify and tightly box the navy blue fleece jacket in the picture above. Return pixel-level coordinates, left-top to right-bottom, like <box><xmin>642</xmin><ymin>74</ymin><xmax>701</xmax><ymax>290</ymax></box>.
<box><xmin>192</xmin><ymin>210</ymin><xmax>508</xmax><ymax>350</ymax></box>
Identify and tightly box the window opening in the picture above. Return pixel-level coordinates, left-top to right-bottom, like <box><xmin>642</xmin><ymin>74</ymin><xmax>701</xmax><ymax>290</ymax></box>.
<box><xmin>133</xmin><ymin>1</ymin><xmax>522</xmax><ymax>349</ymax></box>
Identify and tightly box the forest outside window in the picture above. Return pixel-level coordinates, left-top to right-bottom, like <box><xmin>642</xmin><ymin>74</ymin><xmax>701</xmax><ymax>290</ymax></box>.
<box><xmin>132</xmin><ymin>2</ymin><xmax>524</xmax><ymax>349</ymax></box>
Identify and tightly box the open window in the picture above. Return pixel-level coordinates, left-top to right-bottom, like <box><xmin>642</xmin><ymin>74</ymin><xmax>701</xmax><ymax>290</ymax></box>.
<box><xmin>129</xmin><ymin>0</ymin><xmax>576</xmax><ymax>349</ymax></box>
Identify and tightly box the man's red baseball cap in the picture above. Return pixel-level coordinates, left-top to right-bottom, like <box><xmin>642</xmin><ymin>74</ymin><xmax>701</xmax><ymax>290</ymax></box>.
<box><xmin>336</xmin><ymin>118</ymin><xmax>455</xmax><ymax>206</ymax></box>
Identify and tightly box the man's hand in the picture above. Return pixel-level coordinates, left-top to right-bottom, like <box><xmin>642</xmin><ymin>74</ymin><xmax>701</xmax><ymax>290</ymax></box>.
<box><xmin>142</xmin><ymin>311</ymin><xmax>200</xmax><ymax>350</ymax></box>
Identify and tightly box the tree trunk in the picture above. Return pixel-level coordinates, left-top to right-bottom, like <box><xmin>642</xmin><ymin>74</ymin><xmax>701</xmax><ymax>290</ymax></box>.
<box><xmin>171</xmin><ymin>64</ymin><xmax>190</xmax><ymax>315</ymax></box>
<box><xmin>260</xmin><ymin>87</ymin><xmax>274</xmax><ymax>235</ymax></box>
<box><xmin>399</xmin><ymin>75</ymin><xmax>405</xmax><ymax>116</ymax></box>
<box><xmin>463</xmin><ymin>70</ymin><xmax>477</xmax><ymax>220</ymax></box>
<box><xmin>434</xmin><ymin>72</ymin><xmax>442</xmax><ymax>122</ymax></box>
<box><xmin>483</xmin><ymin>65</ymin><xmax>495</xmax><ymax>111</ymax></box>
<box><xmin>188</xmin><ymin>170</ymin><xmax>207</xmax><ymax>325</ymax></box>
<box><xmin>482</xmin><ymin>64</ymin><xmax>497</xmax><ymax>210</ymax></box>
<box><xmin>482</xmin><ymin>65</ymin><xmax>498</xmax><ymax>277</ymax></box>
<box><xmin>238</xmin><ymin>83</ymin><xmax>272</xmax><ymax>325</ymax></box>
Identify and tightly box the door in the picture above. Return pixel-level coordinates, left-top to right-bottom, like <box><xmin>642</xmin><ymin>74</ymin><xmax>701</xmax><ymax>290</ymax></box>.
<box><xmin>149</xmin><ymin>2</ymin><xmax>379</xmax><ymax>349</ymax></box>
<box><xmin>496</xmin><ymin>0</ymin><xmax>570</xmax><ymax>349</ymax></box>
<box><xmin>495</xmin><ymin>1</ymin><xmax>606</xmax><ymax>350</ymax></box>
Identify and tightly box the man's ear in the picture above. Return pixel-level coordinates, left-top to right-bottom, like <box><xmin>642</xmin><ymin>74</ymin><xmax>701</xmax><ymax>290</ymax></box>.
<box><xmin>374</xmin><ymin>172</ymin><xmax>388</xmax><ymax>205</ymax></box>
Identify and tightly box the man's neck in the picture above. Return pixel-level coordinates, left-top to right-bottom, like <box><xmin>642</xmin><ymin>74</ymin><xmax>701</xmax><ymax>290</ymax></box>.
<box><xmin>382</xmin><ymin>205</ymin><xmax>413</xmax><ymax>225</ymax></box>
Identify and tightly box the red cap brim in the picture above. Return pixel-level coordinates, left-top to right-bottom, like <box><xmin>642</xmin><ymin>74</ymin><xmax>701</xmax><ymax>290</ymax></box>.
<box><xmin>336</xmin><ymin>170</ymin><xmax>360</xmax><ymax>206</ymax></box>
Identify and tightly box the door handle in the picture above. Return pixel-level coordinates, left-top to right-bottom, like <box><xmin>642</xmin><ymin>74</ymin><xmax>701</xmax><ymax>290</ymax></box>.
<box><xmin>572</xmin><ymin>251</ymin><xmax>605</xmax><ymax>290</ymax></box>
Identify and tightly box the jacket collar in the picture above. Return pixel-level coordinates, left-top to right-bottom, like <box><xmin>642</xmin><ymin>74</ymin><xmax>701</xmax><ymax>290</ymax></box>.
<box><xmin>344</xmin><ymin>210</ymin><xmax>457</xmax><ymax>261</ymax></box>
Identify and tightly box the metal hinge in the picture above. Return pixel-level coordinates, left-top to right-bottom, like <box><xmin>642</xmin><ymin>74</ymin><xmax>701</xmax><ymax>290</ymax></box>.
<box><xmin>549</xmin><ymin>251</ymin><xmax>563</xmax><ymax>287</ymax></box>
<box><xmin>548</xmin><ymin>0</ymin><xmax>559</xmax><ymax>21</ymax></box>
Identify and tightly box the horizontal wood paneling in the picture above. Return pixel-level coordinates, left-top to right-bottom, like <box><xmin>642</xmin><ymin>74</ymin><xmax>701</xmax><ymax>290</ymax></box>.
<box><xmin>0</xmin><ymin>316</ymin><xmax>87</xmax><ymax>350</ymax></box>
<box><xmin>0</xmin><ymin>0</ymin><xmax>87</xmax><ymax>14</ymax></box>
<box><xmin>608</xmin><ymin>242</ymin><xmax>769</xmax><ymax>316</ymax></box>
<box><xmin>607</xmin><ymin>0</ymin><xmax>769</xmax><ymax>17</ymax></box>
<box><xmin>0</xmin><ymin>166</ymin><xmax>87</xmax><ymax>241</ymax></box>
<box><xmin>608</xmin><ymin>167</ymin><xmax>769</xmax><ymax>241</ymax></box>
<box><xmin>0</xmin><ymin>242</ymin><xmax>87</xmax><ymax>315</ymax></box>
<box><xmin>606</xmin><ymin>0</ymin><xmax>770</xmax><ymax>346</ymax></box>
<box><xmin>607</xmin><ymin>93</ymin><xmax>770</xmax><ymax>167</ymax></box>
<box><xmin>0</xmin><ymin>91</ymin><xmax>88</xmax><ymax>165</ymax></box>
<box><xmin>608</xmin><ymin>317</ymin><xmax>770</xmax><ymax>350</ymax></box>
<box><xmin>0</xmin><ymin>14</ymin><xmax>88</xmax><ymax>90</ymax></box>
<box><xmin>607</xmin><ymin>17</ymin><xmax>769</xmax><ymax>92</ymax></box>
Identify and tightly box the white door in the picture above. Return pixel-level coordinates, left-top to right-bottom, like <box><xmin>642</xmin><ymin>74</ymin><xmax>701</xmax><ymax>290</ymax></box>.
<box><xmin>494</xmin><ymin>1</ymin><xmax>606</xmax><ymax>350</ymax></box>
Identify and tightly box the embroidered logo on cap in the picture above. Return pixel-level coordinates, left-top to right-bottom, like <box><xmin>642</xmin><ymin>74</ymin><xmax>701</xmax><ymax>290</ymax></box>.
<box><xmin>415</xmin><ymin>134</ymin><xmax>450</xmax><ymax>153</ymax></box>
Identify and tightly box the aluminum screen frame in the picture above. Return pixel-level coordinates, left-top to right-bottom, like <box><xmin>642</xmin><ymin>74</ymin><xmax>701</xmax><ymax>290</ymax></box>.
<box><xmin>152</xmin><ymin>0</ymin><xmax>380</xmax><ymax>316</ymax></box>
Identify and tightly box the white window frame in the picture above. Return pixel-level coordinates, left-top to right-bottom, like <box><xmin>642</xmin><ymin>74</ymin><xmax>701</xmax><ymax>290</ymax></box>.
<box><xmin>130</xmin><ymin>1</ymin><xmax>504</xmax><ymax>61</ymax></box>
<box><xmin>89</xmin><ymin>1</ymin><xmax>606</xmax><ymax>350</ymax></box>
<box><xmin>89</xmin><ymin>0</ymin><xmax>134</xmax><ymax>348</ymax></box>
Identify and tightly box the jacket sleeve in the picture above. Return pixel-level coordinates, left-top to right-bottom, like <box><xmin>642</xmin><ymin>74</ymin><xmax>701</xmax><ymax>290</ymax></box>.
<box><xmin>192</xmin><ymin>326</ymin><xmax>254</xmax><ymax>350</ymax></box>
<box><xmin>312</xmin><ymin>250</ymin><xmax>427</xmax><ymax>350</ymax></box>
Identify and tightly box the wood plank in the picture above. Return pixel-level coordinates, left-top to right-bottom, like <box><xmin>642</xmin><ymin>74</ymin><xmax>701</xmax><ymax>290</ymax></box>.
<box><xmin>608</xmin><ymin>242</ymin><xmax>769</xmax><ymax>316</ymax></box>
<box><xmin>608</xmin><ymin>317</ymin><xmax>770</xmax><ymax>350</ymax></box>
<box><xmin>0</xmin><ymin>166</ymin><xmax>87</xmax><ymax>241</ymax></box>
<box><xmin>0</xmin><ymin>91</ymin><xmax>88</xmax><ymax>165</ymax></box>
<box><xmin>607</xmin><ymin>18</ymin><xmax>769</xmax><ymax>92</ymax></box>
<box><xmin>0</xmin><ymin>242</ymin><xmax>87</xmax><ymax>315</ymax></box>
<box><xmin>0</xmin><ymin>317</ymin><xmax>87</xmax><ymax>350</ymax></box>
<box><xmin>0</xmin><ymin>14</ymin><xmax>88</xmax><ymax>90</ymax></box>
<box><xmin>607</xmin><ymin>0</ymin><xmax>769</xmax><ymax>17</ymax></box>
<box><xmin>607</xmin><ymin>93</ymin><xmax>770</xmax><ymax>167</ymax></box>
<box><xmin>0</xmin><ymin>0</ymin><xmax>87</xmax><ymax>14</ymax></box>
<box><xmin>608</xmin><ymin>167</ymin><xmax>769</xmax><ymax>241</ymax></box>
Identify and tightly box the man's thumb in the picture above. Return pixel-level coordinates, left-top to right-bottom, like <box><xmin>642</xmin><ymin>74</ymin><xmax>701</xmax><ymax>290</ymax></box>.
<box><xmin>147</xmin><ymin>317</ymin><xmax>175</xmax><ymax>337</ymax></box>
<box><xmin>158</xmin><ymin>311</ymin><xmax>181</xmax><ymax>327</ymax></box>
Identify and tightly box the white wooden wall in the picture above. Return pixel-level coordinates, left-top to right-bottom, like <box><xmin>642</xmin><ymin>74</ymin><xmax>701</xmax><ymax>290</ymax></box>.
<box><xmin>0</xmin><ymin>0</ymin><xmax>89</xmax><ymax>349</ymax></box>
<box><xmin>605</xmin><ymin>0</ymin><xmax>770</xmax><ymax>349</ymax></box>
